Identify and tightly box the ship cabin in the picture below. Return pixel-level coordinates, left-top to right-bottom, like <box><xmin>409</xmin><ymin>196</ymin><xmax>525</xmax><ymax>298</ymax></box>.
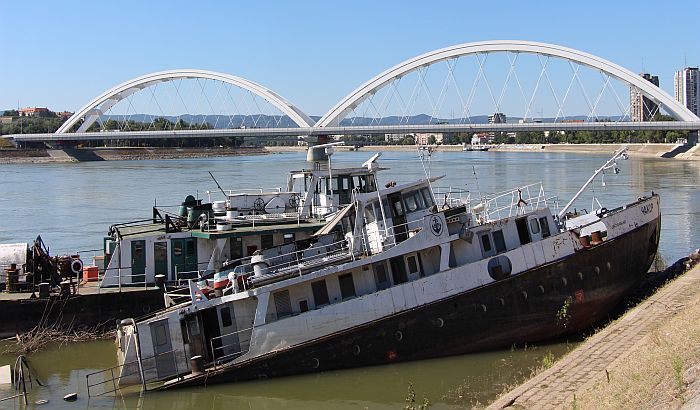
<box><xmin>100</xmin><ymin>163</ymin><xmax>382</xmax><ymax>288</ymax></box>
<box><xmin>115</xmin><ymin>176</ymin><xmax>564</xmax><ymax>388</ymax></box>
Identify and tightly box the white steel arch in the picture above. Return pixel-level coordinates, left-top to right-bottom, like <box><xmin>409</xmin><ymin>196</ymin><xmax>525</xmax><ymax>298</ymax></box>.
<box><xmin>56</xmin><ymin>69</ymin><xmax>315</xmax><ymax>133</ymax></box>
<box><xmin>316</xmin><ymin>40</ymin><xmax>699</xmax><ymax>127</ymax></box>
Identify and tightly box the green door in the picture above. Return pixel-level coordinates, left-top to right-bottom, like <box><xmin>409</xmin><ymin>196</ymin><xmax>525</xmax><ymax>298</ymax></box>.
<box><xmin>171</xmin><ymin>238</ymin><xmax>198</xmax><ymax>281</ymax></box>
<box><xmin>131</xmin><ymin>240</ymin><xmax>146</xmax><ymax>284</ymax></box>
<box><xmin>154</xmin><ymin>242</ymin><xmax>168</xmax><ymax>278</ymax></box>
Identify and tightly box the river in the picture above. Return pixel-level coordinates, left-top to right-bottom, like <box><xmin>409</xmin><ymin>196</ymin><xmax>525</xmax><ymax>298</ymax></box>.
<box><xmin>1</xmin><ymin>149</ymin><xmax>698</xmax><ymax>408</ymax></box>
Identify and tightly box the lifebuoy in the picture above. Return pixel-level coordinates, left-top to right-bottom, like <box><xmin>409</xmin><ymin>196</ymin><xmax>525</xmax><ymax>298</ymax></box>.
<box><xmin>70</xmin><ymin>258</ymin><xmax>83</xmax><ymax>275</ymax></box>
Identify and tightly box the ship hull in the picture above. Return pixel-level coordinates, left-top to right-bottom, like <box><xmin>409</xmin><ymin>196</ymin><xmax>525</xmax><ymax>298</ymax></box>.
<box><xmin>163</xmin><ymin>211</ymin><xmax>660</xmax><ymax>389</ymax></box>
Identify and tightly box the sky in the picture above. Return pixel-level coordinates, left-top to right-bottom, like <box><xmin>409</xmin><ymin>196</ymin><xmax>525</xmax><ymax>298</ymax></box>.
<box><xmin>1</xmin><ymin>0</ymin><xmax>699</xmax><ymax>117</ymax></box>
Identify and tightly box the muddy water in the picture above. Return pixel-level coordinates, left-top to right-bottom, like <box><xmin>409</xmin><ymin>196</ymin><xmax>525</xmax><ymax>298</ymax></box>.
<box><xmin>1</xmin><ymin>149</ymin><xmax>699</xmax><ymax>408</ymax></box>
<box><xmin>0</xmin><ymin>338</ymin><xmax>575</xmax><ymax>409</ymax></box>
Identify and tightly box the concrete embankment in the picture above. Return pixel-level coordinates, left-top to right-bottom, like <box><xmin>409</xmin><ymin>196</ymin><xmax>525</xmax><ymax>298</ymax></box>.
<box><xmin>1</xmin><ymin>143</ymin><xmax>698</xmax><ymax>163</ymax></box>
<box><xmin>0</xmin><ymin>146</ymin><xmax>269</xmax><ymax>163</ymax></box>
<box><xmin>487</xmin><ymin>253</ymin><xmax>700</xmax><ymax>410</ymax></box>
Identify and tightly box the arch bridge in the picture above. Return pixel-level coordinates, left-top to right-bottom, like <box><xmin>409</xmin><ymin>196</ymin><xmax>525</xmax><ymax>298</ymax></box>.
<box><xmin>8</xmin><ymin>41</ymin><xmax>700</xmax><ymax>144</ymax></box>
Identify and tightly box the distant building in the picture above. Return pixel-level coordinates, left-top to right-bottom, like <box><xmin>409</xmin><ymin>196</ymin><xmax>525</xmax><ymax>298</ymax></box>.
<box><xmin>384</xmin><ymin>133</ymin><xmax>411</xmax><ymax>143</ymax></box>
<box><xmin>674</xmin><ymin>67</ymin><xmax>700</xmax><ymax>118</ymax></box>
<box><xmin>17</xmin><ymin>107</ymin><xmax>50</xmax><ymax>117</ymax></box>
<box><xmin>56</xmin><ymin>111</ymin><xmax>74</xmax><ymax>120</ymax></box>
<box><xmin>488</xmin><ymin>112</ymin><xmax>507</xmax><ymax>124</ymax></box>
<box><xmin>471</xmin><ymin>132</ymin><xmax>492</xmax><ymax>145</ymax></box>
<box><xmin>0</xmin><ymin>116</ymin><xmax>14</xmax><ymax>124</ymax></box>
<box><xmin>414</xmin><ymin>133</ymin><xmax>443</xmax><ymax>145</ymax></box>
<box><xmin>630</xmin><ymin>73</ymin><xmax>659</xmax><ymax>122</ymax></box>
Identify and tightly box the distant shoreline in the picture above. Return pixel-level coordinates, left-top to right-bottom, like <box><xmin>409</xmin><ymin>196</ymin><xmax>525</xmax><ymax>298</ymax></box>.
<box><xmin>0</xmin><ymin>143</ymin><xmax>697</xmax><ymax>164</ymax></box>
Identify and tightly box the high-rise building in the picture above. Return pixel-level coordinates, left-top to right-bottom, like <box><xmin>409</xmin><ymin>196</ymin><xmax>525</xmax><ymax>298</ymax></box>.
<box><xmin>630</xmin><ymin>74</ymin><xmax>659</xmax><ymax>122</ymax></box>
<box><xmin>488</xmin><ymin>112</ymin><xmax>506</xmax><ymax>124</ymax></box>
<box><xmin>674</xmin><ymin>67</ymin><xmax>700</xmax><ymax>118</ymax></box>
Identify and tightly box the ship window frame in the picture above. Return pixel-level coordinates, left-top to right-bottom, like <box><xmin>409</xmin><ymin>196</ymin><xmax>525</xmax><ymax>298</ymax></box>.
<box><xmin>529</xmin><ymin>218</ymin><xmax>541</xmax><ymax>235</ymax></box>
<box><xmin>338</xmin><ymin>273</ymin><xmax>356</xmax><ymax>300</ymax></box>
<box><xmin>273</xmin><ymin>290</ymin><xmax>293</xmax><ymax>319</ymax></box>
<box><xmin>421</xmin><ymin>187</ymin><xmax>435</xmax><ymax>208</ymax></box>
<box><xmin>298</xmin><ymin>299</ymin><xmax>309</xmax><ymax>313</ymax></box>
<box><xmin>493</xmin><ymin>230</ymin><xmax>507</xmax><ymax>253</ymax></box>
<box><xmin>539</xmin><ymin>217</ymin><xmax>551</xmax><ymax>238</ymax></box>
<box><xmin>480</xmin><ymin>232</ymin><xmax>494</xmax><ymax>257</ymax></box>
<box><xmin>373</xmin><ymin>262</ymin><xmax>390</xmax><ymax>290</ymax></box>
<box><xmin>407</xmin><ymin>255</ymin><xmax>419</xmax><ymax>274</ymax></box>
<box><xmin>311</xmin><ymin>279</ymin><xmax>330</xmax><ymax>307</ymax></box>
<box><xmin>261</xmin><ymin>234</ymin><xmax>274</xmax><ymax>249</ymax></box>
<box><xmin>220</xmin><ymin>306</ymin><xmax>233</xmax><ymax>328</ymax></box>
<box><xmin>364</xmin><ymin>203</ymin><xmax>377</xmax><ymax>223</ymax></box>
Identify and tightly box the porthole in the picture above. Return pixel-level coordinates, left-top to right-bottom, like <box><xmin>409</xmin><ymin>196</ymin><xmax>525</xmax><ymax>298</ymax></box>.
<box><xmin>353</xmin><ymin>345</ymin><xmax>361</xmax><ymax>356</ymax></box>
<box><xmin>480</xmin><ymin>304</ymin><xmax>487</xmax><ymax>312</ymax></box>
<box><xmin>539</xmin><ymin>285</ymin><xmax>545</xmax><ymax>294</ymax></box>
<box><xmin>498</xmin><ymin>297</ymin><xmax>505</xmax><ymax>306</ymax></box>
<box><xmin>577</xmin><ymin>272</ymin><xmax>583</xmax><ymax>280</ymax></box>
<box><xmin>606</xmin><ymin>262</ymin><xmax>612</xmax><ymax>271</ymax></box>
<box><xmin>594</xmin><ymin>266</ymin><xmax>601</xmax><ymax>275</ymax></box>
<box><xmin>395</xmin><ymin>330</ymin><xmax>403</xmax><ymax>341</ymax></box>
<box><xmin>561</xmin><ymin>277</ymin><xmax>568</xmax><ymax>287</ymax></box>
<box><xmin>311</xmin><ymin>358</ymin><xmax>320</xmax><ymax>369</ymax></box>
<box><xmin>435</xmin><ymin>318</ymin><xmax>444</xmax><ymax>328</ymax></box>
<box><xmin>522</xmin><ymin>291</ymin><xmax>528</xmax><ymax>300</ymax></box>
<box><xmin>487</xmin><ymin>255</ymin><xmax>513</xmax><ymax>281</ymax></box>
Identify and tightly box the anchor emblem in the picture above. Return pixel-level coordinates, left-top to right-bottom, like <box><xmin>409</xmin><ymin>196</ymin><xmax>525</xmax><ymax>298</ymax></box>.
<box><xmin>430</xmin><ymin>216</ymin><xmax>443</xmax><ymax>236</ymax></box>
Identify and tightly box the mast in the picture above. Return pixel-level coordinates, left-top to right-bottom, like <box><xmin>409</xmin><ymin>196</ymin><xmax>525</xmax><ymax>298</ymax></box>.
<box><xmin>557</xmin><ymin>146</ymin><xmax>628</xmax><ymax>220</ymax></box>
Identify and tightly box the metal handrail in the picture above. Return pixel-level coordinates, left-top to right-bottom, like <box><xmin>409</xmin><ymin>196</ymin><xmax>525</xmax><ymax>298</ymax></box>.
<box><xmin>208</xmin><ymin>326</ymin><xmax>254</xmax><ymax>369</ymax></box>
<box><xmin>86</xmin><ymin>348</ymin><xmax>186</xmax><ymax>397</ymax></box>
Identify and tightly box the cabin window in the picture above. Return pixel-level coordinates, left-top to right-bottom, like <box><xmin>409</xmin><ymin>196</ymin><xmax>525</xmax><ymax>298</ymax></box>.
<box><xmin>273</xmin><ymin>290</ymin><xmax>292</xmax><ymax>319</ymax></box>
<box><xmin>154</xmin><ymin>323</ymin><xmax>168</xmax><ymax>346</ymax></box>
<box><xmin>373</xmin><ymin>201</ymin><xmax>385</xmax><ymax>222</ymax></box>
<box><xmin>390</xmin><ymin>256</ymin><xmax>408</xmax><ymax>284</ymax></box>
<box><xmin>311</xmin><ymin>280</ymin><xmax>330</xmax><ymax>306</ymax></box>
<box><xmin>230</xmin><ymin>237</ymin><xmax>243</xmax><ymax>261</ymax></box>
<box><xmin>186</xmin><ymin>239</ymin><xmax>196</xmax><ymax>257</ymax></box>
<box><xmin>283</xmin><ymin>233</ymin><xmax>295</xmax><ymax>244</ymax></box>
<box><xmin>391</xmin><ymin>198</ymin><xmax>405</xmax><ymax>216</ymax></box>
<box><xmin>338</xmin><ymin>273</ymin><xmax>356</xmax><ymax>299</ymax></box>
<box><xmin>220</xmin><ymin>307</ymin><xmax>233</xmax><ymax>327</ymax></box>
<box><xmin>404</xmin><ymin>193</ymin><xmax>418</xmax><ymax>212</ymax></box>
<box><xmin>298</xmin><ymin>299</ymin><xmax>309</xmax><ymax>313</ymax></box>
<box><xmin>374</xmin><ymin>262</ymin><xmax>390</xmax><ymax>290</ymax></box>
<box><xmin>539</xmin><ymin>217</ymin><xmax>551</xmax><ymax>238</ymax></box>
<box><xmin>493</xmin><ymin>230</ymin><xmax>507</xmax><ymax>253</ymax></box>
<box><xmin>261</xmin><ymin>234</ymin><xmax>274</xmax><ymax>249</ymax></box>
<box><xmin>516</xmin><ymin>217</ymin><xmax>531</xmax><ymax>245</ymax></box>
<box><xmin>407</xmin><ymin>255</ymin><xmax>419</xmax><ymax>274</ymax></box>
<box><xmin>529</xmin><ymin>218</ymin><xmax>541</xmax><ymax>235</ymax></box>
<box><xmin>487</xmin><ymin>255</ymin><xmax>513</xmax><ymax>280</ymax></box>
<box><xmin>480</xmin><ymin>233</ymin><xmax>493</xmax><ymax>256</ymax></box>
<box><xmin>364</xmin><ymin>204</ymin><xmax>376</xmax><ymax>223</ymax></box>
<box><xmin>421</xmin><ymin>187</ymin><xmax>435</xmax><ymax>208</ymax></box>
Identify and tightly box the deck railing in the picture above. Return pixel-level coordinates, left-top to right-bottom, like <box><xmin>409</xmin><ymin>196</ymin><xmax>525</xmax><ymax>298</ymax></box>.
<box><xmin>208</xmin><ymin>326</ymin><xmax>254</xmax><ymax>369</ymax></box>
<box><xmin>85</xmin><ymin>348</ymin><xmax>187</xmax><ymax>397</ymax></box>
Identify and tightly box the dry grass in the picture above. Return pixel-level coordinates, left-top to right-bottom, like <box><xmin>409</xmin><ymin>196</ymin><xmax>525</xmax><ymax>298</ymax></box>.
<box><xmin>574</xmin><ymin>297</ymin><xmax>700</xmax><ymax>409</ymax></box>
<box><xmin>0</xmin><ymin>137</ymin><xmax>15</xmax><ymax>148</ymax></box>
<box><xmin>2</xmin><ymin>325</ymin><xmax>115</xmax><ymax>355</ymax></box>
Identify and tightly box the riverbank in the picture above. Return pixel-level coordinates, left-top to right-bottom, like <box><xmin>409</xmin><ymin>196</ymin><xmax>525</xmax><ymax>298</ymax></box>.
<box><xmin>0</xmin><ymin>146</ymin><xmax>269</xmax><ymax>163</ymax></box>
<box><xmin>487</xmin><ymin>252</ymin><xmax>700</xmax><ymax>409</ymax></box>
<box><xmin>1</xmin><ymin>143</ymin><xmax>698</xmax><ymax>163</ymax></box>
<box><xmin>264</xmin><ymin>143</ymin><xmax>700</xmax><ymax>159</ymax></box>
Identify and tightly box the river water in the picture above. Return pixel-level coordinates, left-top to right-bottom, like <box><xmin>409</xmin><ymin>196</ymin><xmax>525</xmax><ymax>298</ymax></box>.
<box><xmin>1</xmin><ymin>149</ymin><xmax>699</xmax><ymax>408</ymax></box>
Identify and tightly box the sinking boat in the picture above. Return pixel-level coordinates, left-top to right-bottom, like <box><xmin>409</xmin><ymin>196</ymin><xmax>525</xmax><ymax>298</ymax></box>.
<box><xmin>102</xmin><ymin>147</ymin><xmax>660</xmax><ymax>393</ymax></box>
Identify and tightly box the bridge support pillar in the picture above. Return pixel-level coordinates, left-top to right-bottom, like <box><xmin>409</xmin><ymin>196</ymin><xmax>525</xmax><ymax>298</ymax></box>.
<box><xmin>688</xmin><ymin>130</ymin><xmax>698</xmax><ymax>145</ymax></box>
<box><xmin>306</xmin><ymin>135</ymin><xmax>332</xmax><ymax>162</ymax></box>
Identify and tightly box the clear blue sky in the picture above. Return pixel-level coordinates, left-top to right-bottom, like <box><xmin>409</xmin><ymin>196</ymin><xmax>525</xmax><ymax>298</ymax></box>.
<box><xmin>1</xmin><ymin>0</ymin><xmax>698</xmax><ymax>116</ymax></box>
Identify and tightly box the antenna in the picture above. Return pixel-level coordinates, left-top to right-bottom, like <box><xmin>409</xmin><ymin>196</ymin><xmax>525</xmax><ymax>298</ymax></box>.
<box><xmin>208</xmin><ymin>171</ymin><xmax>227</xmax><ymax>199</ymax></box>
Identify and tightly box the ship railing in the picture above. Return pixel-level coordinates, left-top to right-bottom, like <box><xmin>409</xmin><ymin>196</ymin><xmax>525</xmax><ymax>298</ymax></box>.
<box><xmin>471</xmin><ymin>182</ymin><xmax>559</xmax><ymax>222</ymax></box>
<box><xmin>433</xmin><ymin>186</ymin><xmax>472</xmax><ymax>209</ymax></box>
<box><xmin>237</xmin><ymin>237</ymin><xmax>354</xmax><ymax>289</ymax></box>
<box><xmin>85</xmin><ymin>348</ymin><xmax>187</xmax><ymax>397</ymax></box>
<box><xmin>208</xmin><ymin>326</ymin><xmax>254</xmax><ymax>369</ymax></box>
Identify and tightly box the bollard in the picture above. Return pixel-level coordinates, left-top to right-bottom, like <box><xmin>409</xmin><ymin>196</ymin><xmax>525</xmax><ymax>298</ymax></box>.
<box><xmin>190</xmin><ymin>355</ymin><xmax>204</xmax><ymax>375</ymax></box>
